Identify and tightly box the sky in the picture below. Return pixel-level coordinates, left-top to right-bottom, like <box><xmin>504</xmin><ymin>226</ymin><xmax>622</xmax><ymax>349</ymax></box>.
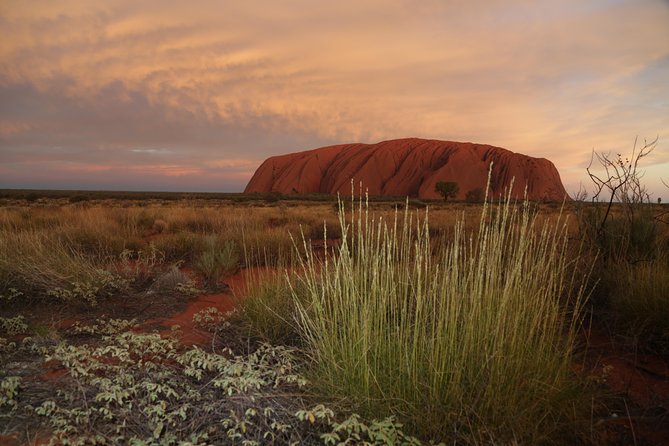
<box><xmin>1</xmin><ymin>0</ymin><xmax>668</xmax><ymax>199</ymax></box>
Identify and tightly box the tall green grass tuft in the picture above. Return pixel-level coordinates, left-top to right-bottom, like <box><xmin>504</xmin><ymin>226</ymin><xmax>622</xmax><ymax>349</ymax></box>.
<box><xmin>290</xmin><ymin>193</ymin><xmax>589</xmax><ymax>443</ymax></box>
<box><xmin>240</xmin><ymin>270</ymin><xmax>303</xmax><ymax>345</ymax></box>
<box><xmin>195</xmin><ymin>236</ymin><xmax>240</xmax><ymax>288</ymax></box>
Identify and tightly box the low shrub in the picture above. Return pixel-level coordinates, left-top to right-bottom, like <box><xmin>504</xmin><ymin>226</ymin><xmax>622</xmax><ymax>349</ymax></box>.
<box><xmin>68</xmin><ymin>194</ymin><xmax>90</xmax><ymax>203</ymax></box>
<box><xmin>1</xmin><ymin>322</ymin><xmax>428</xmax><ymax>445</ymax></box>
<box><xmin>152</xmin><ymin>231</ymin><xmax>206</xmax><ymax>263</ymax></box>
<box><xmin>58</xmin><ymin>226</ymin><xmax>128</xmax><ymax>258</ymax></box>
<box><xmin>149</xmin><ymin>266</ymin><xmax>195</xmax><ymax>294</ymax></box>
<box><xmin>133</xmin><ymin>208</ymin><xmax>159</xmax><ymax>232</ymax></box>
<box><xmin>576</xmin><ymin>201</ymin><xmax>669</xmax><ymax>349</ymax></box>
<box><xmin>195</xmin><ymin>237</ymin><xmax>240</xmax><ymax>288</ymax></box>
<box><xmin>579</xmin><ymin>205</ymin><xmax>661</xmax><ymax>262</ymax></box>
<box><xmin>465</xmin><ymin>187</ymin><xmax>484</xmax><ymax>202</ymax></box>
<box><xmin>307</xmin><ymin>218</ymin><xmax>343</xmax><ymax>241</ymax></box>
<box><xmin>239</xmin><ymin>227</ymin><xmax>298</xmax><ymax>267</ymax></box>
<box><xmin>0</xmin><ymin>315</ymin><xmax>28</xmax><ymax>336</ymax></box>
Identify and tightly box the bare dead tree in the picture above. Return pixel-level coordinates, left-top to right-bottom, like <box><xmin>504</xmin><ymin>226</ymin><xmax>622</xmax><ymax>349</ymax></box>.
<box><xmin>586</xmin><ymin>136</ymin><xmax>658</xmax><ymax>235</ymax></box>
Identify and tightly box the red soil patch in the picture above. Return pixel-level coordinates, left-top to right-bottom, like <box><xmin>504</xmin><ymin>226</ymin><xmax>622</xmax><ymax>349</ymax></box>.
<box><xmin>56</xmin><ymin>319</ymin><xmax>77</xmax><ymax>330</ymax></box>
<box><xmin>585</xmin><ymin>324</ymin><xmax>669</xmax><ymax>408</ymax></box>
<box><xmin>39</xmin><ymin>359</ymin><xmax>69</xmax><ymax>382</ymax></box>
<box><xmin>143</xmin><ymin>267</ymin><xmax>274</xmax><ymax>346</ymax></box>
<box><xmin>0</xmin><ymin>434</ymin><xmax>20</xmax><ymax>446</ymax></box>
<box><xmin>583</xmin><ymin>323</ymin><xmax>669</xmax><ymax>445</ymax></box>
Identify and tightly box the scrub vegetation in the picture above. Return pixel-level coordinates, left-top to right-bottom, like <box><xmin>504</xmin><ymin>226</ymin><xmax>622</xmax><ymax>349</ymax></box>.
<box><xmin>1</xmin><ymin>155</ymin><xmax>668</xmax><ymax>444</ymax></box>
<box><xmin>577</xmin><ymin>137</ymin><xmax>669</xmax><ymax>351</ymax></box>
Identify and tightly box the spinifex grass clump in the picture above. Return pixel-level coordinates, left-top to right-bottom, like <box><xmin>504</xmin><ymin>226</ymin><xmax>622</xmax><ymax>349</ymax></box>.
<box><xmin>241</xmin><ymin>268</ymin><xmax>309</xmax><ymax>345</ymax></box>
<box><xmin>241</xmin><ymin>271</ymin><xmax>294</xmax><ymax>342</ymax></box>
<box><xmin>290</xmin><ymin>192</ymin><xmax>588</xmax><ymax>443</ymax></box>
<box><xmin>195</xmin><ymin>236</ymin><xmax>240</xmax><ymax>288</ymax></box>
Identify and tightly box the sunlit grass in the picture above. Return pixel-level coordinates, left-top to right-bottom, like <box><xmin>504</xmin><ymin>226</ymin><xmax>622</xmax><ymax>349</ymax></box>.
<box><xmin>0</xmin><ymin>229</ymin><xmax>125</xmax><ymax>304</ymax></box>
<box><xmin>288</xmin><ymin>193</ymin><xmax>589</xmax><ymax>443</ymax></box>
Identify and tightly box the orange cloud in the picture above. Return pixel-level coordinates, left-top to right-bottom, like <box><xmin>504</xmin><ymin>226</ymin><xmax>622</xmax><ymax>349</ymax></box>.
<box><xmin>125</xmin><ymin>164</ymin><xmax>202</xmax><ymax>177</ymax></box>
<box><xmin>206</xmin><ymin>159</ymin><xmax>259</xmax><ymax>169</ymax></box>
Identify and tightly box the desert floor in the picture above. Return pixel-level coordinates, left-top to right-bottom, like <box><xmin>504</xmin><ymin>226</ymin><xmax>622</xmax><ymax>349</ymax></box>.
<box><xmin>1</xmin><ymin>193</ymin><xmax>667</xmax><ymax>445</ymax></box>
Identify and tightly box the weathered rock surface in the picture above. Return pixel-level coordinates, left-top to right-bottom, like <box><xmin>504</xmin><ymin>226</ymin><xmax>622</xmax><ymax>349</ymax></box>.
<box><xmin>244</xmin><ymin>138</ymin><xmax>569</xmax><ymax>201</ymax></box>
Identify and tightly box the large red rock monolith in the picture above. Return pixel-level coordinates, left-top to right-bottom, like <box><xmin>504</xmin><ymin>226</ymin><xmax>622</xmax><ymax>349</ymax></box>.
<box><xmin>244</xmin><ymin>138</ymin><xmax>569</xmax><ymax>201</ymax></box>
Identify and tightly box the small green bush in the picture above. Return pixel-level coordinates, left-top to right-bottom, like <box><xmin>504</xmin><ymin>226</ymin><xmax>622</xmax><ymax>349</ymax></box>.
<box><xmin>307</xmin><ymin>219</ymin><xmax>343</xmax><ymax>241</ymax></box>
<box><xmin>0</xmin><ymin>316</ymin><xmax>28</xmax><ymax>336</ymax></box>
<box><xmin>465</xmin><ymin>188</ymin><xmax>484</xmax><ymax>202</ymax></box>
<box><xmin>59</xmin><ymin>226</ymin><xmax>128</xmax><ymax>258</ymax></box>
<box><xmin>0</xmin><ymin>376</ymin><xmax>21</xmax><ymax>409</ymax></box>
<box><xmin>152</xmin><ymin>231</ymin><xmax>206</xmax><ymax>263</ymax></box>
<box><xmin>239</xmin><ymin>227</ymin><xmax>298</xmax><ymax>267</ymax></box>
<box><xmin>195</xmin><ymin>237</ymin><xmax>240</xmax><ymax>287</ymax></box>
<box><xmin>150</xmin><ymin>266</ymin><xmax>194</xmax><ymax>294</ymax></box>
<box><xmin>580</xmin><ymin>206</ymin><xmax>660</xmax><ymax>262</ymax></box>
<box><xmin>134</xmin><ymin>209</ymin><xmax>158</xmax><ymax>231</ymax></box>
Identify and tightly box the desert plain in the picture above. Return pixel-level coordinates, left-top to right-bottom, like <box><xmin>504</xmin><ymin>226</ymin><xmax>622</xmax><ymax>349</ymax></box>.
<box><xmin>0</xmin><ymin>188</ymin><xmax>667</xmax><ymax>446</ymax></box>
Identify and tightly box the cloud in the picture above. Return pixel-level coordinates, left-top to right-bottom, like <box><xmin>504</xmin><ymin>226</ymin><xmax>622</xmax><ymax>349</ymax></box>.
<box><xmin>0</xmin><ymin>0</ymin><xmax>668</xmax><ymax>196</ymax></box>
<box><xmin>130</xmin><ymin>148</ymin><xmax>173</xmax><ymax>154</ymax></box>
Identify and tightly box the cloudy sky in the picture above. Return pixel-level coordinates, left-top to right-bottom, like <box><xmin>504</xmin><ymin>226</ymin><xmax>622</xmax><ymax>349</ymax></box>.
<box><xmin>1</xmin><ymin>0</ymin><xmax>668</xmax><ymax>198</ymax></box>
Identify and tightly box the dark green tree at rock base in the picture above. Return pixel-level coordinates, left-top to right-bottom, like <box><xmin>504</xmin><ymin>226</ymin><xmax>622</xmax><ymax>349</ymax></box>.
<box><xmin>435</xmin><ymin>181</ymin><xmax>459</xmax><ymax>201</ymax></box>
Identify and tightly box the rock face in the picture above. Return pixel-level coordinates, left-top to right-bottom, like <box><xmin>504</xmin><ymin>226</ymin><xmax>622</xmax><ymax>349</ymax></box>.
<box><xmin>244</xmin><ymin>138</ymin><xmax>569</xmax><ymax>201</ymax></box>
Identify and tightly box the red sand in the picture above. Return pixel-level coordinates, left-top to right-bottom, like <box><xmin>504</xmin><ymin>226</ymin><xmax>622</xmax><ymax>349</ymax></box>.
<box><xmin>584</xmin><ymin>324</ymin><xmax>669</xmax><ymax>445</ymax></box>
<box><xmin>144</xmin><ymin>268</ymin><xmax>274</xmax><ymax>346</ymax></box>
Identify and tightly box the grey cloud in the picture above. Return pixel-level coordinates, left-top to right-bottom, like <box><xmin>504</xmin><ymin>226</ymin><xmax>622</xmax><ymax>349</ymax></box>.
<box><xmin>0</xmin><ymin>78</ymin><xmax>334</xmax><ymax>154</ymax></box>
<box><xmin>0</xmin><ymin>77</ymin><xmax>336</xmax><ymax>191</ymax></box>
